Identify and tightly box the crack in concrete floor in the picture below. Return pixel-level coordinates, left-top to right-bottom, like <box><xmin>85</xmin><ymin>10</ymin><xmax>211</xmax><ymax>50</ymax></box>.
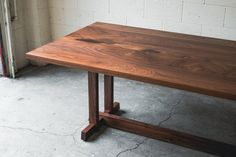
<box><xmin>0</xmin><ymin>121</ymin><xmax>87</xmax><ymax>145</ymax></box>
<box><xmin>115</xmin><ymin>138</ymin><xmax>147</xmax><ymax>157</ymax></box>
<box><xmin>158</xmin><ymin>94</ymin><xmax>185</xmax><ymax>127</ymax></box>
<box><xmin>114</xmin><ymin>95</ymin><xmax>185</xmax><ymax>157</ymax></box>
<box><xmin>1</xmin><ymin>94</ymin><xmax>184</xmax><ymax>157</ymax></box>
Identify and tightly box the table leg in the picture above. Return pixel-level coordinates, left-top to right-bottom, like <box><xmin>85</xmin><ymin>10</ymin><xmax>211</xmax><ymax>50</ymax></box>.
<box><xmin>100</xmin><ymin>112</ymin><xmax>236</xmax><ymax>157</ymax></box>
<box><xmin>82</xmin><ymin>74</ymin><xmax>236</xmax><ymax>156</ymax></box>
<box><xmin>100</xmin><ymin>76</ymin><xmax>236</xmax><ymax>157</ymax></box>
<box><xmin>81</xmin><ymin>72</ymin><xmax>103</xmax><ymax>141</ymax></box>
<box><xmin>104</xmin><ymin>75</ymin><xmax>120</xmax><ymax>114</ymax></box>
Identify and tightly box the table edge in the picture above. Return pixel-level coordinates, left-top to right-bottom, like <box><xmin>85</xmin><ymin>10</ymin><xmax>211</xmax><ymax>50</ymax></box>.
<box><xmin>26</xmin><ymin>53</ymin><xmax>236</xmax><ymax>101</ymax></box>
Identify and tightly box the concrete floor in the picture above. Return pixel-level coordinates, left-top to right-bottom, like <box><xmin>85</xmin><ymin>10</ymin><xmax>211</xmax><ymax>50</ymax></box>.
<box><xmin>0</xmin><ymin>65</ymin><xmax>235</xmax><ymax>157</ymax></box>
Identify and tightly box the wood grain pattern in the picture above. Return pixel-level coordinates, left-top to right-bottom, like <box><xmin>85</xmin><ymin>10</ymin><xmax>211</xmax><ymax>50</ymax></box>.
<box><xmin>26</xmin><ymin>22</ymin><xmax>236</xmax><ymax>100</ymax></box>
<box><xmin>81</xmin><ymin>117</ymin><xmax>104</xmax><ymax>141</ymax></box>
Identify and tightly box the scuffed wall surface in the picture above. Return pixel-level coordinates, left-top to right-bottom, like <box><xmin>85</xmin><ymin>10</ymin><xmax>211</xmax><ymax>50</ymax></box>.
<box><xmin>49</xmin><ymin>0</ymin><xmax>236</xmax><ymax>41</ymax></box>
<box><xmin>11</xmin><ymin>0</ymin><xmax>28</xmax><ymax>69</ymax></box>
<box><xmin>11</xmin><ymin>0</ymin><xmax>51</xmax><ymax>69</ymax></box>
<box><xmin>23</xmin><ymin>0</ymin><xmax>51</xmax><ymax>51</ymax></box>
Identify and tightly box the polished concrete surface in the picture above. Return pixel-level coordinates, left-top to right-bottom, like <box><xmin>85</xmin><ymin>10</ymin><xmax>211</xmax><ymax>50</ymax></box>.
<box><xmin>0</xmin><ymin>65</ymin><xmax>235</xmax><ymax>157</ymax></box>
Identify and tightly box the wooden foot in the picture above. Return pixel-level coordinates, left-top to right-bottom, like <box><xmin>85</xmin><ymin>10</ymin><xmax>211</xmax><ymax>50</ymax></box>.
<box><xmin>81</xmin><ymin>118</ymin><xmax>103</xmax><ymax>141</ymax></box>
<box><xmin>100</xmin><ymin>112</ymin><xmax>236</xmax><ymax>157</ymax></box>
<box><xmin>108</xmin><ymin>102</ymin><xmax>120</xmax><ymax>114</ymax></box>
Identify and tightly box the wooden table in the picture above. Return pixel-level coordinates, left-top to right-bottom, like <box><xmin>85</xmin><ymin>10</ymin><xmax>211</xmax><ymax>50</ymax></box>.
<box><xmin>26</xmin><ymin>22</ymin><xmax>236</xmax><ymax>157</ymax></box>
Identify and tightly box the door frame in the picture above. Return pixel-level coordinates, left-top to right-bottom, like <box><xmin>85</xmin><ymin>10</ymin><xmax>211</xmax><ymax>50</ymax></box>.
<box><xmin>0</xmin><ymin>0</ymin><xmax>16</xmax><ymax>78</ymax></box>
<box><xmin>0</xmin><ymin>28</ymin><xmax>6</xmax><ymax>76</ymax></box>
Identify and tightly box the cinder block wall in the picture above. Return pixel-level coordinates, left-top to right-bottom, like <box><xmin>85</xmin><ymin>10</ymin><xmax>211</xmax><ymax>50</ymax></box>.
<box><xmin>49</xmin><ymin>0</ymin><xmax>236</xmax><ymax>41</ymax></box>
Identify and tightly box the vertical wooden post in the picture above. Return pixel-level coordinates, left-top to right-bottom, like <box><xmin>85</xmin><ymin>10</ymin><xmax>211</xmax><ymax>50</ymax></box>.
<box><xmin>104</xmin><ymin>75</ymin><xmax>114</xmax><ymax>113</ymax></box>
<box><xmin>81</xmin><ymin>72</ymin><xmax>100</xmax><ymax>141</ymax></box>
<box><xmin>88</xmin><ymin>72</ymin><xmax>99</xmax><ymax>124</ymax></box>
<box><xmin>81</xmin><ymin>74</ymin><xmax>119</xmax><ymax>141</ymax></box>
<box><xmin>104</xmin><ymin>75</ymin><xmax>120</xmax><ymax>113</ymax></box>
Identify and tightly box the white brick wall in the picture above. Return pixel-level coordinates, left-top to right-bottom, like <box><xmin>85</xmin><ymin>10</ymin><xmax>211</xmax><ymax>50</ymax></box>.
<box><xmin>205</xmin><ymin>0</ymin><xmax>236</xmax><ymax>7</ymax></box>
<box><xmin>225</xmin><ymin>7</ymin><xmax>236</xmax><ymax>28</ymax></box>
<box><xmin>145</xmin><ymin>0</ymin><xmax>183</xmax><ymax>22</ymax></box>
<box><xmin>183</xmin><ymin>3</ymin><xmax>225</xmax><ymax>26</ymax></box>
<box><xmin>110</xmin><ymin>0</ymin><xmax>144</xmax><ymax>17</ymax></box>
<box><xmin>48</xmin><ymin>0</ymin><xmax>236</xmax><ymax>41</ymax></box>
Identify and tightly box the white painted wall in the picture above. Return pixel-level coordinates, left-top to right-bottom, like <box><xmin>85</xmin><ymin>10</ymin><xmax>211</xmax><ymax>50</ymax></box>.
<box><xmin>49</xmin><ymin>0</ymin><xmax>236</xmax><ymax>41</ymax></box>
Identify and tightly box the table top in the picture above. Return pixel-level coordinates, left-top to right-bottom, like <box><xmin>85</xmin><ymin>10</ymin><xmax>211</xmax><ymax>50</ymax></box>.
<box><xmin>26</xmin><ymin>22</ymin><xmax>236</xmax><ymax>100</ymax></box>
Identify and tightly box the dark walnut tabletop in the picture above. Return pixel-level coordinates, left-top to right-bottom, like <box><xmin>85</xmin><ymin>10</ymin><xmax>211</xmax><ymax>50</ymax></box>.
<box><xmin>26</xmin><ymin>22</ymin><xmax>236</xmax><ymax>100</ymax></box>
